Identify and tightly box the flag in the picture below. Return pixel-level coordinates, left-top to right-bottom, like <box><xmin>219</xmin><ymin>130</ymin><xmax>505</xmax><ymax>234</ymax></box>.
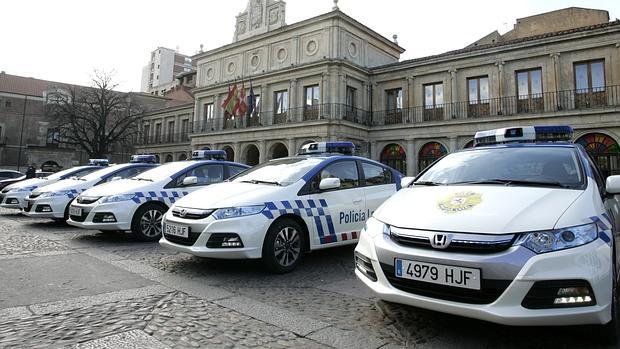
<box><xmin>237</xmin><ymin>81</ymin><xmax>248</xmax><ymax>117</ymax></box>
<box><xmin>222</xmin><ymin>84</ymin><xmax>238</xmax><ymax>116</ymax></box>
<box><xmin>247</xmin><ymin>82</ymin><xmax>256</xmax><ymax>117</ymax></box>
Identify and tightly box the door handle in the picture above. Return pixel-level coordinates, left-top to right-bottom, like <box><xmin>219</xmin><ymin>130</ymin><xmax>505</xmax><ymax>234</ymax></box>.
<box><xmin>353</xmin><ymin>199</ymin><xmax>363</xmax><ymax>205</ymax></box>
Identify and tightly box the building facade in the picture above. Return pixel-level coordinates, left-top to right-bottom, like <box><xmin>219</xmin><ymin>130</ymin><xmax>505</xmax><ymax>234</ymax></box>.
<box><xmin>135</xmin><ymin>3</ymin><xmax>620</xmax><ymax>179</ymax></box>
<box><xmin>141</xmin><ymin>47</ymin><xmax>195</xmax><ymax>96</ymax></box>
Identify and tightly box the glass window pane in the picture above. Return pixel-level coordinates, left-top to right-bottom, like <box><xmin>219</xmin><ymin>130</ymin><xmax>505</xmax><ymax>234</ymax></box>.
<box><xmin>397</xmin><ymin>89</ymin><xmax>402</xmax><ymax>109</ymax></box>
<box><xmin>424</xmin><ymin>85</ymin><xmax>433</xmax><ymax>107</ymax></box>
<box><xmin>591</xmin><ymin>62</ymin><xmax>605</xmax><ymax>89</ymax></box>
<box><xmin>320</xmin><ymin>161</ymin><xmax>359</xmax><ymax>189</ymax></box>
<box><xmin>468</xmin><ymin>79</ymin><xmax>478</xmax><ymax>103</ymax></box>
<box><xmin>362</xmin><ymin>162</ymin><xmax>392</xmax><ymax>186</ymax></box>
<box><xmin>517</xmin><ymin>72</ymin><xmax>529</xmax><ymax>97</ymax></box>
<box><xmin>479</xmin><ymin>77</ymin><xmax>489</xmax><ymax>100</ymax></box>
<box><xmin>575</xmin><ymin>64</ymin><xmax>588</xmax><ymax>90</ymax></box>
<box><xmin>435</xmin><ymin>84</ymin><xmax>444</xmax><ymax>105</ymax></box>
<box><xmin>531</xmin><ymin>70</ymin><xmax>542</xmax><ymax>95</ymax></box>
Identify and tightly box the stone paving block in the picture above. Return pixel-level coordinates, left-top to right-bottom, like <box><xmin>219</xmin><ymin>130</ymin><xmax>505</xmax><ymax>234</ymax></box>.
<box><xmin>79</xmin><ymin>248</ymin><xmax>127</xmax><ymax>262</ymax></box>
<box><xmin>154</xmin><ymin>274</ymin><xmax>234</xmax><ymax>301</ymax></box>
<box><xmin>30</xmin><ymin>285</ymin><xmax>172</xmax><ymax>315</ymax></box>
<box><xmin>0</xmin><ymin>306</ymin><xmax>32</xmax><ymax>321</ymax></box>
<box><xmin>109</xmin><ymin>259</ymin><xmax>169</xmax><ymax>279</ymax></box>
<box><xmin>74</xmin><ymin>329</ymin><xmax>170</xmax><ymax>349</ymax></box>
<box><xmin>316</xmin><ymin>277</ymin><xmax>376</xmax><ymax>301</ymax></box>
<box><xmin>214</xmin><ymin>295</ymin><xmax>331</xmax><ymax>336</ymax></box>
<box><xmin>308</xmin><ymin>326</ymin><xmax>387</xmax><ymax>349</ymax></box>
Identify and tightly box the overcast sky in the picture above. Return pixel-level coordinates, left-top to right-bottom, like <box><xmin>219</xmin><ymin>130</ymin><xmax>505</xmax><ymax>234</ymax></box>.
<box><xmin>2</xmin><ymin>0</ymin><xmax>619</xmax><ymax>92</ymax></box>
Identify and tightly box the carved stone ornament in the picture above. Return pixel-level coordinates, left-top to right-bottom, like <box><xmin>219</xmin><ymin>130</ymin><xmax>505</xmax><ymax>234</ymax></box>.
<box><xmin>269</xmin><ymin>8</ymin><xmax>279</xmax><ymax>24</ymax></box>
<box><xmin>233</xmin><ymin>0</ymin><xmax>286</xmax><ymax>42</ymax></box>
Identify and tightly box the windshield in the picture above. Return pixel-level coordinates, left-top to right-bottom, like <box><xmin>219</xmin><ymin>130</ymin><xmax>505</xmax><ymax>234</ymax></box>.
<box><xmin>78</xmin><ymin>165</ymin><xmax>128</xmax><ymax>181</ymax></box>
<box><xmin>232</xmin><ymin>157</ymin><xmax>324</xmax><ymax>186</ymax></box>
<box><xmin>46</xmin><ymin>167</ymin><xmax>89</xmax><ymax>180</ymax></box>
<box><xmin>132</xmin><ymin>161</ymin><xmax>194</xmax><ymax>182</ymax></box>
<box><xmin>416</xmin><ymin>146</ymin><xmax>584</xmax><ymax>189</ymax></box>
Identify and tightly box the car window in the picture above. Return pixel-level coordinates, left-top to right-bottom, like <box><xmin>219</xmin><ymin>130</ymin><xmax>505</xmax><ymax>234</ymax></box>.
<box><xmin>586</xmin><ymin>153</ymin><xmax>605</xmax><ymax>196</ymax></box>
<box><xmin>174</xmin><ymin>164</ymin><xmax>224</xmax><ymax>187</ymax></box>
<box><xmin>69</xmin><ymin>167</ymin><xmax>100</xmax><ymax>178</ymax></box>
<box><xmin>102</xmin><ymin>166</ymin><xmax>150</xmax><ymax>183</ymax></box>
<box><xmin>311</xmin><ymin>160</ymin><xmax>359</xmax><ymax>191</ymax></box>
<box><xmin>229</xmin><ymin>165</ymin><xmax>248</xmax><ymax>178</ymax></box>
<box><xmin>361</xmin><ymin>162</ymin><xmax>393</xmax><ymax>186</ymax></box>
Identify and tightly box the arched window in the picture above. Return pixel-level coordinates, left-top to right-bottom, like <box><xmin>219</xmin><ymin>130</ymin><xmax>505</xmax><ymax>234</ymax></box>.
<box><xmin>418</xmin><ymin>142</ymin><xmax>447</xmax><ymax>172</ymax></box>
<box><xmin>270</xmin><ymin>142</ymin><xmax>288</xmax><ymax>160</ymax></box>
<box><xmin>222</xmin><ymin>146</ymin><xmax>234</xmax><ymax>162</ymax></box>
<box><xmin>178</xmin><ymin>153</ymin><xmax>187</xmax><ymax>161</ymax></box>
<box><xmin>165</xmin><ymin>154</ymin><xmax>173</xmax><ymax>163</ymax></box>
<box><xmin>463</xmin><ymin>140</ymin><xmax>474</xmax><ymax>149</ymax></box>
<box><xmin>244</xmin><ymin>144</ymin><xmax>260</xmax><ymax>166</ymax></box>
<box><xmin>380</xmin><ymin>144</ymin><xmax>406</xmax><ymax>174</ymax></box>
<box><xmin>576</xmin><ymin>133</ymin><xmax>620</xmax><ymax>178</ymax></box>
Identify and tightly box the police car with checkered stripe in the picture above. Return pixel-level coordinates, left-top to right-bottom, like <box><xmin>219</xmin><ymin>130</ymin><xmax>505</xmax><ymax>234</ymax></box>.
<box><xmin>159</xmin><ymin>142</ymin><xmax>403</xmax><ymax>273</ymax></box>
<box><xmin>23</xmin><ymin>156</ymin><xmax>158</xmax><ymax>222</ymax></box>
<box><xmin>67</xmin><ymin>151</ymin><xmax>250</xmax><ymax>241</ymax></box>
<box><xmin>0</xmin><ymin>165</ymin><xmax>103</xmax><ymax>209</ymax></box>
<box><xmin>355</xmin><ymin>125</ymin><xmax>620</xmax><ymax>344</ymax></box>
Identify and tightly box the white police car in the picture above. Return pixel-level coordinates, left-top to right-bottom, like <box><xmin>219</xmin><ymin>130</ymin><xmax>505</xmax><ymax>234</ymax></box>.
<box><xmin>355</xmin><ymin>125</ymin><xmax>620</xmax><ymax>342</ymax></box>
<box><xmin>23</xmin><ymin>158</ymin><xmax>157</xmax><ymax>221</ymax></box>
<box><xmin>67</xmin><ymin>151</ymin><xmax>249</xmax><ymax>241</ymax></box>
<box><xmin>159</xmin><ymin>142</ymin><xmax>403</xmax><ymax>273</ymax></box>
<box><xmin>0</xmin><ymin>165</ymin><xmax>102</xmax><ymax>209</ymax></box>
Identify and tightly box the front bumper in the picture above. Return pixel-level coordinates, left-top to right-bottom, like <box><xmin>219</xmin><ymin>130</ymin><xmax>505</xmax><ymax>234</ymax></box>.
<box><xmin>159</xmin><ymin>212</ymin><xmax>272</xmax><ymax>259</ymax></box>
<box><xmin>67</xmin><ymin>200</ymin><xmax>136</xmax><ymax>231</ymax></box>
<box><xmin>0</xmin><ymin>192</ymin><xmax>27</xmax><ymax>209</ymax></box>
<box><xmin>355</xmin><ymin>231</ymin><xmax>613</xmax><ymax>326</ymax></box>
<box><xmin>22</xmin><ymin>196</ymin><xmax>70</xmax><ymax>219</ymax></box>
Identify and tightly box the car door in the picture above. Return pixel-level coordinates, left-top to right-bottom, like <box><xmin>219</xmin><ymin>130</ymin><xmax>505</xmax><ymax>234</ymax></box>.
<box><xmin>170</xmin><ymin>163</ymin><xmax>225</xmax><ymax>191</ymax></box>
<box><xmin>359</xmin><ymin>161</ymin><xmax>397</xmax><ymax>218</ymax></box>
<box><xmin>309</xmin><ymin>159</ymin><xmax>364</xmax><ymax>247</ymax></box>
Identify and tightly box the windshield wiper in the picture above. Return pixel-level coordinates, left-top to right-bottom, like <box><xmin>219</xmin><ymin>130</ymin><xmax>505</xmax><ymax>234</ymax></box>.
<box><xmin>241</xmin><ymin>180</ymin><xmax>281</xmax><ymax>186</ymax></box>
<box><xmin>453</xmin><ymin>179</ymin><xmax>570</xmax><ymax>188</ymax></box>
<box><xmin>132</xmin><ymin>178</ymin><xmax>153</xmax><ymax>182</ymax></box>
<box><xmin>413</xmin><ymin>181</ymin><xmax>445</xmax><ymax>186</ymax></box>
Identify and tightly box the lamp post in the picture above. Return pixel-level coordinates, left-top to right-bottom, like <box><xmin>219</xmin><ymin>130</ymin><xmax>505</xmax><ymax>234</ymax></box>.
<box><xmin>16</xmin><ymin>95</ymin><xmax>27</xmax><ymax>172</ymax></box>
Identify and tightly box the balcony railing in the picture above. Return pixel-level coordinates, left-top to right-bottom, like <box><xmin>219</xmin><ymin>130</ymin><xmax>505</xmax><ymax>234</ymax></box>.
<box><xmin>149</xmin><ymin>85</ymin><xmax>620</xmax><ymax>136</ymax></box>
<box><xmin>371</xmin><ymin>85</ymin><xmax>620</xmax><ymax>126</ymax></box>
<box><xmin>137</xmin><ymin>132</ymin><xmax>190</xmax><ymax>145</ymax></box>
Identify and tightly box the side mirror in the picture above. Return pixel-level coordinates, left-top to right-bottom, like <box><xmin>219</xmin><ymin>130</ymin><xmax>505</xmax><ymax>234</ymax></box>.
<box><xmin>319</xmin><ymin>177</ymin><xmax>340</xmax><ymax>190</ymax></box>
<box><xmin>110</xmin><ymin>176</ymin><xmax>122</xmax><ymax>182</ymax></box>
<box><xmin>606</xmin><ymin>175</ymin><xmax>620</xmax><ymax>194</ymax></box>
<box><xmin>400</xmin><ymin>176</ymin><xmax>415</xmax><ymax>188</ymax></box>
<box><xmin>182</xmin><ymin>176</ymin><xmax>198</xmax><ymax>186</ymax></box>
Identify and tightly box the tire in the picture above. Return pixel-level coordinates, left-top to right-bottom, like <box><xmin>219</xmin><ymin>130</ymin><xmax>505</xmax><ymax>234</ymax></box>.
<box><xmin>262</xmin><ymin>218</ymin><xmax>305</xmax><ymax>273</ymax></box>
<box><xmin>131</xmin><ymin>203</ymin><xmax>166</xmax><ymax>242</ymax></box>
<box><xmin>599</xmin><ymin>249</ymin><xmax>619</xmax><ymax>346</ymax></box>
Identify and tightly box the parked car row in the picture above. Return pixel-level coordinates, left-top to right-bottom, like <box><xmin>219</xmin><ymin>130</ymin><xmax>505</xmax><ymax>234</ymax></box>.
<box><xmin>1</xmin><ymin>130</ymin><xmax>619</xmax><ymax>343</ymax></box>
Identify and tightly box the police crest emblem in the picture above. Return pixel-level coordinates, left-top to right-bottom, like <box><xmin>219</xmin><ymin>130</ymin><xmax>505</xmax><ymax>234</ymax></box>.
<box><xmin>437</xmin><ymin>191</ymin><xmax>482</xmax><ymax>213</ymax></box>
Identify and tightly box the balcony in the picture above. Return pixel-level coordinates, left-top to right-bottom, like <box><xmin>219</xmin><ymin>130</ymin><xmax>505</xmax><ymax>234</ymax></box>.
<box><xmin>137</xmin><ymin>132</ymin><xmax>190</xmax><ymax>146</ymax></box>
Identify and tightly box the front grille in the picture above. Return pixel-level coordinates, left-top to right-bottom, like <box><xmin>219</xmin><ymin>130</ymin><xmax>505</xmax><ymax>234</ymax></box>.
<box><xmin>76</xmin><ymin>196</ymin><xmax>100</xmax><ymax>204</ymax></box>
<box><xmin>171</xmin><ymin>207</ymin><xmax>213</xmax><ymax>220</ymax></box>
<box><xmin>355</xmin><ymin>252</ymin><xmax>377</xmax><ymax>281</ymax></box>
<box><xmin>380</xmin><ymin>262</ymin><xmax>511</xmax><ymax>304</ymax></box>
<box><xmin>163</xmin><ymin>229</ymin><xmax>201</xmax><ymax>246</ymax></box>
<box><xmin>70</xmin><ymin>211</ymin><xmax>89</xmax><ymax>222</ymax></box>
<box><xmin>390</xmin><ymin>230</ymin><xmax>515</xmax><ymax>254</ymax></box>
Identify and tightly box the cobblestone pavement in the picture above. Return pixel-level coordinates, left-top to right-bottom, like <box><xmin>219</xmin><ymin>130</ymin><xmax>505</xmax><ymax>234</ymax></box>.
<box><xmin>0</xmin><ymin>209</ymin><xmax>615</xmax><ymax>348</ymax></box>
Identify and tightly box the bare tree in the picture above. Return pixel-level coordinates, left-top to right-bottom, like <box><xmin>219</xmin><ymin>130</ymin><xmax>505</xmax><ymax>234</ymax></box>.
<box><xmin>47</xmin><ymin>71</ymin><xmax>144</xmax><ymax>158</ymax></box>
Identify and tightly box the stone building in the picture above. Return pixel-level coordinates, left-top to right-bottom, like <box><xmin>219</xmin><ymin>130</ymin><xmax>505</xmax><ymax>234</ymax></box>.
<box><xmin>135</xmin><ymin>2</ymin><xmax>620</xmax><ymax>179</ymax></box>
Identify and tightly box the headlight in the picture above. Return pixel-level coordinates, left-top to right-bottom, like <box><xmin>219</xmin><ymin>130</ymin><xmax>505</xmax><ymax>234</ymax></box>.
<box><xmin>361</xmin><ymin>217</ymin><xmax>391</xmax><ymax>238</ymax></box>
<box><xmin>212</xmin><ymin>205</ymin><xmax>265</xmax><ymax>220</ymax></box>
<box><xmin>39</xmin><ymin>190</ymin><xmax>70</xmax><ymax>198</ymax></box>
<box><xmin>100</xmin><ymin>194</ymin><xmax>136</xmax><ymax>203</ymax></box>
<box><xmin>514</xmin><ymin>223</ymin><xmax>598</xmax><ymax>254</ymax></box>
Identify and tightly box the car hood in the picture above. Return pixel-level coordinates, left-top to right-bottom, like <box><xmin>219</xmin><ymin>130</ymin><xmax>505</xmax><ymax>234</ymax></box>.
<box><xmin>373</xmin><ymin>185</ymin><xmax>584</xmax><ymax>234</ymax></box>
<box><xmin>173</xmin><ymin>181</ymin><xmax>287</xmax><ymax>209</ymax></box>
<box><xmin>4</xmin><ymin>178</ymin><xmax>49</xmax><ymax>191</ymax></box>
<box><xmin>32</xmin><ymin>178</ymin><xmax>95</xmax><ymax>194</ymax></box>
<box><xmin>80</xmin><ymin>179</ymin><xmax>153</xmax><ymax>197</ymax></box>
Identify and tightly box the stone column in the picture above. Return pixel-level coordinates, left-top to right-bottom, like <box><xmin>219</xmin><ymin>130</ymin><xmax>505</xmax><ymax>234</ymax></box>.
<box><xmin>261</xmin><ymin>84</ymin><xmax>269</xmax><ymax>125</ymax></box>
<box><xmin>406</xmin><ymin>138</ymin><xmax>415</xmax><ymax>176</ymax></box>
<box><xmin>449</xmin><ymin>69</ymin><xmax>457</xmax><ymax>120</ymax></box>
<box><xmin>550</xmin><ymin>53</ymin><xmax>561</xmax><ymax>91</ymax></box>
<box><xmin>448</xmin><ymin>136</ymin><xmax>458</xmax><ymax>153</ymax></box>
<box><xmin>495</xmin><ymin>61</ymin><xmax>505</xmax><ymax>98</ymax></box>
<box><xmin>289</xmin><ymin>78</ymin><xmax>297</xmax><ymax>122</ymax></box>
<box><xmin>193</xmin><ymin>99</ymin><xmax>201</xmax><ymax>132</ymax></box>
<box><xmin>370</xmin><ymin>141</ymin><xmax>378</xmax><ymax>161</ymax></box>
<box><xmin>214</xmin><ymin>93</ymin><xmax>222</xmax><ymax>130</ymax></box>
<box><xmin>287</xmin><ymin>138</ymin><xmax>297</xmax><ymax>156</ymax></box>
<box><xmin>258</xmin><ymin>140</ymin><xmax>267</xmax><ymax>164</ymax></box>
<box><xmin>233</xmin><ymin>142</ymin><xmax>240</xmax><ymax>163</ymax></box>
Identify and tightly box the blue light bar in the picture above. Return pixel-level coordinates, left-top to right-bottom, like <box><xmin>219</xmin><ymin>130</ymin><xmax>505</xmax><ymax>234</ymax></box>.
<box><xmin>474</xmin><ymin>125</ymin><xmax>573</xmax><ymax>146</ymax></box>
<box><xmin>88</xmin><ymin>159</ymin><xmax>109</xmax><ymax>166</ymax></box>
<box><xmin>298</xmin><ymin>141</ymin><xmax>355</xmax><ymax>155</ymax></box>
<box><xmin>130</xmin><ymin>154</ymin><xmax>158</xmax><ymax>163</ymax></box>
<box><xmin>192</xmin><ymin>150</ymin><xmax>227</xmax><ymax>160</ymax></box>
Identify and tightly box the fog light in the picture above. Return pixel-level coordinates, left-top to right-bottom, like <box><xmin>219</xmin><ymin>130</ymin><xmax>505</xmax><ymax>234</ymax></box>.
<box><xmin>222</xmin><ymin>236</ymin><xmax>242</xmax><ymax>247</ymax></box>
<box><xmin>554</xmin><ymin>296</ymin><xmax>593</xmax><ymax>305</ymax></box>
<box><xmin>101</xmin><ymin>214</ymin><xmax>116</xmax><ymax>223</ymax></box>
<box><xmin>7</xmin><ymin>199</ymin><xmax>18</xmax><ymax>204</ymax></box>
<box><xmin>554</xmin><ymin>286</ymin><xmax>594</xmax><ymax>305</ymax></box>
<box><xmin>207</xmin><ymin>233</ymin><xmax>244</xmax><ymax>248</ymax></box>
<box><xmin>37</xmin><ymin>205</ymin><xmax>52</xmax><ymax>212</ymax></box>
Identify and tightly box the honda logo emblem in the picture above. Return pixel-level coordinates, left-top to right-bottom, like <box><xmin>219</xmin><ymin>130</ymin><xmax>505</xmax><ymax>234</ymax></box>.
<box><xmin>179</xmin><ymin>209</ymin><xmax>188</xmax><ymax>217</ymax></box>
<box><xmin>430</xmin><ymin>233</ymin><xmax>451</xmax><ymax>249</ymax></box>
